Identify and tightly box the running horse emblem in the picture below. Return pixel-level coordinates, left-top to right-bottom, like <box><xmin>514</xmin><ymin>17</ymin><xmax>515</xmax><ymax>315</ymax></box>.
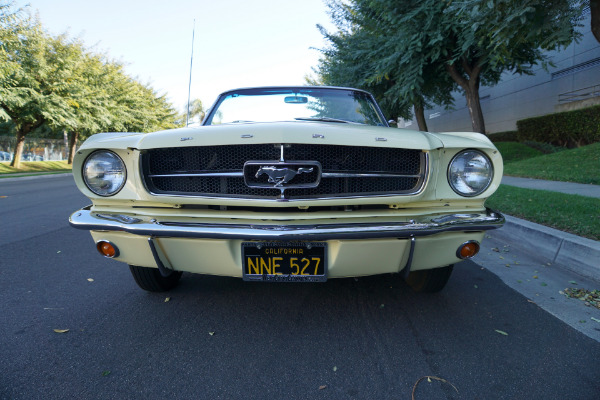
<box><xmin>256</xmin><ymin>166</ymin><xmax>314</xmax><ymax>187</ymax></box>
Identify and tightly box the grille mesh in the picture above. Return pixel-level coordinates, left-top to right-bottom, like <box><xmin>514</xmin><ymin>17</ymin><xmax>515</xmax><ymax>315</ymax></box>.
<box><xmin>142</xmin><ymin>144</ymin><xmax>425</xmax><ymax>199</ymax></box>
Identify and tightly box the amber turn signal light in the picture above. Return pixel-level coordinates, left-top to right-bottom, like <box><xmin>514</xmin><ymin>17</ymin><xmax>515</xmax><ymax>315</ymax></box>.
<box><xmin>457</xmin><ymin>241</ymin><xmax>480</xmax><ymax>259</ymax></box>
<box><xmin>96</xmin><ymin>241</ymin><xmax>119</xmax><ymax>258</ymax></box>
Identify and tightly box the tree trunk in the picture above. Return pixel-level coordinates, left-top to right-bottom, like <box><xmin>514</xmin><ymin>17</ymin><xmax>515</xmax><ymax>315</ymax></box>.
<box><xmin>592</xmin><ymin>0</ymin><xmax>600</xmax><ymax>43</ymax></box>
<box><xmin>68</xmin><ymin>132</ymin><xmax>79</xmax><ymax>164</ymax></box>
<box><xmin>10</xmin><ymin>129</ymin><xmax>28</xmax><ymax>169</ymax></box>
<box><xmin>464</xmin><ymin>82</ymin><xmax>485</xmax><ymax>134</ymax></box>
<box><xmin>445</xmin><ymin>59</ymin><xmax>486</xmax><ymax>134</ymax></box>
<box><xmin>414</xmin><ymin>104</ymin><xmax>428</xmax><ymax>131</ymax></box>
<box><xmin>9</xmin><ymin>117</ymin><xmax>44</xmax><ymax>169</ymax></box>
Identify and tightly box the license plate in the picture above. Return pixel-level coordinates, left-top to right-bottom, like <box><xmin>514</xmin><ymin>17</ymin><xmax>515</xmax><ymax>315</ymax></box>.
<box><xmin>242</xmin><ymin>242</ymin><xmax>327</xmax><ymax>282</ymax></box>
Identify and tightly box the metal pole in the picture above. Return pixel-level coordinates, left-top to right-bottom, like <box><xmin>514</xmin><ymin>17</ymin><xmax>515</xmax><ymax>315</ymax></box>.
<box><xmin>186</xmin><ymin>19</ymin><xmax>195</xmax><ymax>127</ymax></box>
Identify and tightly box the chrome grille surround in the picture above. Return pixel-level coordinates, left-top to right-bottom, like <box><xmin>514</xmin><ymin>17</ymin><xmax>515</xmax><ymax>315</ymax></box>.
<box><xmin>141</xmin><ymin>144</ymin><xmax>428</xmax><ymax>201</ymax></box>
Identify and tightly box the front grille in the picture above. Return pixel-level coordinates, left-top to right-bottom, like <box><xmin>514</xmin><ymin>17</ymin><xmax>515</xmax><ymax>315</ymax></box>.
<box><xmin>141</xmin><ymin>144</ymin><xmax>426</xmax><ymax>200</ymax></box>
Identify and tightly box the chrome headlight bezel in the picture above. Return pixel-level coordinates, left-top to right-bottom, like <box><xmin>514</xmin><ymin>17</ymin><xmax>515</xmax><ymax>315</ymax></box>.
<box><xmin>82</xmin><ymin>150</ymin><xmax>127</xmax><ymax>197</ymax></box>
<box><xmin>447</xmin><ymin>149</ymin><xmax>494</xmax><ymax>197</ymax></box>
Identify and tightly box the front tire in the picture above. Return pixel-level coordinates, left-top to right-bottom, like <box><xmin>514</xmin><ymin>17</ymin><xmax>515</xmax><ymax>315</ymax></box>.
<box><xmin>405</xmin><ymin>265</ymin><xmax>453</xmax><ymax>293</ymax></box>
<box><xmin>129</xmin><ymin>265</ymin><xmax>182</xmax><ymax>292</ymax></box>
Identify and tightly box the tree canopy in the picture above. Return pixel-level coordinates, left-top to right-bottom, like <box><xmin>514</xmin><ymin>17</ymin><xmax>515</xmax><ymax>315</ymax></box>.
<box><xmin>0</xmin><ymin>1</ymin><xmax>180</xmax><ymax>167</ymax></box>
<box><xmin>316</xmin><ymin>0</ymin><xmax>585</xmax><ymax>133</ymax></box>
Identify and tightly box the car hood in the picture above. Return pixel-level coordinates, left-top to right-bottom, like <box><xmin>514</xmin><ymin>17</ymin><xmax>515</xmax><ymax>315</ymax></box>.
<box><xmin>79</xmin><ymin>121</ymin><xmax>496</xmax><ymax>151</ymax></box>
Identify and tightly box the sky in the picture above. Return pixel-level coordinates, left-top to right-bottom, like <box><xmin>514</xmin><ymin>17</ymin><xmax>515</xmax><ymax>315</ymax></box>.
<box><xmin>16</xmin><ymin>0</ymin><xmax>336</xmax><ymax>114</ymax></box>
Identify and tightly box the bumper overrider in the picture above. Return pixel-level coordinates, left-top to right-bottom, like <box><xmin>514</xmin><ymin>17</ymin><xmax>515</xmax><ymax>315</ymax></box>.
<box><xmin>70</xmin><ymin>206</ymin><xmax>504</xmax><ymax>241</ymax></box>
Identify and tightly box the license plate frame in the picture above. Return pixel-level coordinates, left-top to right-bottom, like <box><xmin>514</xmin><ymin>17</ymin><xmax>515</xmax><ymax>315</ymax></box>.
<box><xmin>242</xmin><ymin>241</ymin><xmax>327</xmax><ymax>282</ymax></box>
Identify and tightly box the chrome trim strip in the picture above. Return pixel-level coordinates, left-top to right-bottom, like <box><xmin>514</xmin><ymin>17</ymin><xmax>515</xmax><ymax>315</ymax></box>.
<box><xmin>70</xmin><ymin>207</ymin><xmax>504</xmax><ymax>241</ymax></box>
<box><xmin>96</xmin><ymin>213</ymin><xmax>143</xmax><ymax>224</ymax></box>
<box><xmin>148</xmin><ymin>172</ymin><xmax>244</xmax><ymax>178</ymax></box>
<box><xmin>321</xmin><ymin>172</ymin><xmax>422</xmax><ymax>178</ymax></box>
<box><xmin>149</xmin><ymin>171</ymin><xmax>421</xmax><ymax>179</ymax></box>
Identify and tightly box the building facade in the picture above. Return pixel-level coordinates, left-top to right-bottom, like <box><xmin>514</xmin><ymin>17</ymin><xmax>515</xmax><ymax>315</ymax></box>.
<box><xmin>403</xmin><ymin>12</ymin><xmax>600</xmax><ymax>134</ymax></box>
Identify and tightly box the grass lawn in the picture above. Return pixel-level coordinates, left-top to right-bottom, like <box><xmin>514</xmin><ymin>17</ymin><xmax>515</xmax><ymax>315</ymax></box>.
<box><xmin>486</xmin><ymin>185</ymin><xmax>600</xmax><ymax>240</ymax></box>
<box><xmin>0</xmin><ymin>161</ymin><xmax>72</xmax><ymax>176</ymax></box>
<box><xmin>501</xmin><ymin>142</ymin><xmax>600</xmax><ymax>185</ymax></box>
<box><xmin>494</xmin><ymin>142</ymin><xmax>543</xmax><ymax>163</ymax></box>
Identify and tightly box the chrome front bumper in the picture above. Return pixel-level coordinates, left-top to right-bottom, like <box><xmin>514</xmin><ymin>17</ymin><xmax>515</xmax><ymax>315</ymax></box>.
<box><xmin>69</xmin><ymin>206</ymin><xmax>504</xmax><ymax>241</ymax></box>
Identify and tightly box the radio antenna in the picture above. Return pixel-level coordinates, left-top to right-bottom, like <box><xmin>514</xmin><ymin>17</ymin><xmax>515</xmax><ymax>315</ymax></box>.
<box><xmin>185</xmin><ymin>19</ymin><xmax>196</xmax><ymax>127</ymax></box>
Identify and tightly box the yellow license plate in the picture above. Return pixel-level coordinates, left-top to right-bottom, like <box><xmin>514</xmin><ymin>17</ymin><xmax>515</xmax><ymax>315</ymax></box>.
<box><xmin>242</xmin><ymin>242</ymin><xmax>327</xmax><ymax>282</ymax></box>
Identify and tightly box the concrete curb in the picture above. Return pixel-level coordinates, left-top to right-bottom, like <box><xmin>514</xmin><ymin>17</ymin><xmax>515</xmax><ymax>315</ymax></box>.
<box><xmin>493</xmin><ymin>215</ymin><xmax>600</xmax><ymax>282</ymax></box>
<box><xmin>0</xmin><ymin>172</ymin><xmax>72</xmax><ymax>183</ymax></box>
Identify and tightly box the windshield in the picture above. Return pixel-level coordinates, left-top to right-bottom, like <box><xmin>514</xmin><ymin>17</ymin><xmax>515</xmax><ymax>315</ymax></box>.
<box><xmin>203</xmin><ymin>87</ymin><xmax>386</xmax><ymax>127</ymax></box>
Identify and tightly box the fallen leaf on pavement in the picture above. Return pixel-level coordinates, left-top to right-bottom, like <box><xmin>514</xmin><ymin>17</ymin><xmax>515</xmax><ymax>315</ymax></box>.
<box><xmin>53</xmin><ymin>329</ymin><xmax>69</xmax><ymax>333</ymax></box>
<box><xmin>563</xmin><ymin>288</ymin><xmax>600</xmax><ymax>309</ymax></box>
<box><xmin>209</xmin><ymin>331</ymin><xmax>215</xmax><ymax>336</ymax></box>
<box><xmin>87</xmin><ymin>278</ymin><xmax>94</xmax><ymax>282</ymax></box>
<box><xmin>164</xmin><ymin>297</ymin><xmax>170</xmax><ymax>302</ymax></box>
<box><xmin>411</xmin><ymin>376</ymin><xmax>458</xmax><ymax>399</ymax></box>
<box><xmin>495</xmin><ymin>330</ymin><xmax>509</xmax><ymax>336</ymax></box>
<box><xmin>591</xmin><ymin>317</ymin><xmax>600</xmax><ymax>323</ymax></box>
<box><xmin>319</xmin><ymin>385</ymin><xmax>327</xmax><ymax>390</ymax></box>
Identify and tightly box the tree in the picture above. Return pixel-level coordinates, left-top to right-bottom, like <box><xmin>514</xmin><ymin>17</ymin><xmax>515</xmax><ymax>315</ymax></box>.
<box><xmin>318</xmin><ymin>0</ymin><xmax>585</xmax><ymax>133</ymax></box>
<box><xmin>63</xmin><ymin>55</ymin><xmax>178</xmax><ymax>163</ymax></box>
<box><xmin>0</xmin><ymin>14</ymin><xmax>81</xmax><ymax>168</ymax></box>
<box><xmin>315</xmin><ymin>1</ymin><xmax>459</xmax><ymax>130</ymax></box>
<box><xmin>1</xmin><ymin>5</ymin><xmax>179</xmax><ymax>166</ymax></box>
<box><xmin>187</xmin><ymin>98</ymin><xmax>205</xmax><ymax>126</ymax></box>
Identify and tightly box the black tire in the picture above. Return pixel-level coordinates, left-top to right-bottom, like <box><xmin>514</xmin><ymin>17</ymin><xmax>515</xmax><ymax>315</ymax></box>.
<box><xmin>128</xmin><ymin>265</ymin><xmax>183</xmax><ymax>292</ymax></box>
<box><xmin>405</xmin><ymin>265</ymin><xmax>454</xmax><ymax>293</ymax></box>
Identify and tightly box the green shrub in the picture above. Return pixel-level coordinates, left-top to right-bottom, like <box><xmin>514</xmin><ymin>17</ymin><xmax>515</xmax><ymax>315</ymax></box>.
<box><xmin>489</xmin><ymin>130</ymin><xmax>518</xmax><ymax>142</ymax></box>
<box><xmin>516</xmin><ymin>105</ymin><xmax>600</xmax><ymax>147</ymax></box>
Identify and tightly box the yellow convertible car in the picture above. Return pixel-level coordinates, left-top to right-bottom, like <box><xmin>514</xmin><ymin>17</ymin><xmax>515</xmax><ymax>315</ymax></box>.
<box><xmin>69</xmin><ymin>86</ymin><xmax>504</xmax><ymax>292</ymax></box>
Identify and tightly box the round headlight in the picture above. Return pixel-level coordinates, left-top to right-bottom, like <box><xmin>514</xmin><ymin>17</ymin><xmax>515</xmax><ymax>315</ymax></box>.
<box><xmin>83</xmin><ymin>150</ymin><xmax>126</xmax><ymax>196</ymax></box>
<box><xmin>448</xmin><ymin>150</ymin><xmax>493</xmax><ymax>197</ymax></box>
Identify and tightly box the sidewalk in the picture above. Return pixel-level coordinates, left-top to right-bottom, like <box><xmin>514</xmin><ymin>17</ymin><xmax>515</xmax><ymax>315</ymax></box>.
<box><xmin>502</xmin><ymin>176</ymin><xmax>600</xmax><ymax>198</ymax></box>
<box><xmin>498</xmin><ymin>175</ymin><xmax>600</xmax><ymax>281</ymax></box>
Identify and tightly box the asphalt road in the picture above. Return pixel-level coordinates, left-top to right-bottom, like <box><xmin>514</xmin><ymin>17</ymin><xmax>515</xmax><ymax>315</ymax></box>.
<box><xmin>1</xmin><ymin>175</ymin><xmax>599</xmax><ymax>399</ymax></box>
